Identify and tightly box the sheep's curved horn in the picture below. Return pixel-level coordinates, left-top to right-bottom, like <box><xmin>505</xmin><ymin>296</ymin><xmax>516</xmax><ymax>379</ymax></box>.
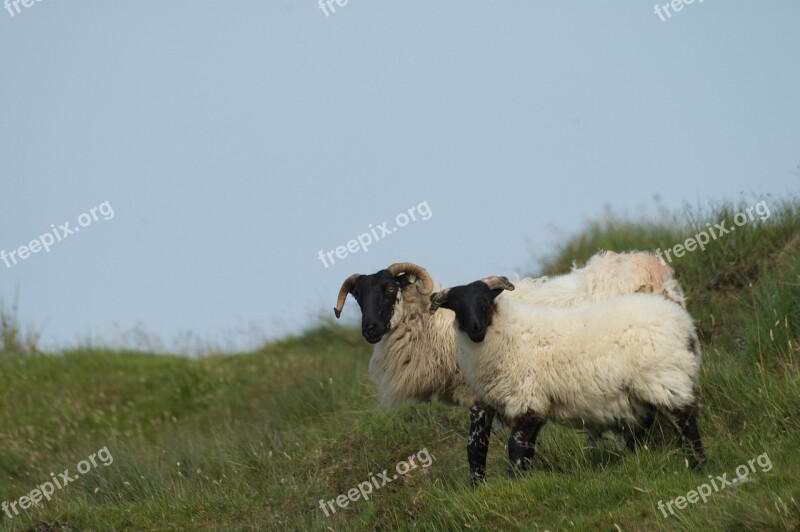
<box><xmin>480</xmin><ymin>276</ymin><xmax>515</xmax><ymax>291</ymax></box>
<box><xmin>429</xmin><ymin>289</ymin><xmax>451</xmax><ymax>315</ymax></box>
<box><xmin>387</xmin><ymin>262</ymin><xmax>434</xmax><ymax>296</ymax></box>
<box><xmin>333</xmin><ymin>273</ymin><xmax>360</xmax><ymax>319</ymax></box>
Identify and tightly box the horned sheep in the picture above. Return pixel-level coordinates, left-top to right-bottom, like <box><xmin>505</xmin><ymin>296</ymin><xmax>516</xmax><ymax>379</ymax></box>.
<box><xmin>333</xmin><ymin>253</ymin><xmax>687</xmax><ymax>482</ymax></box>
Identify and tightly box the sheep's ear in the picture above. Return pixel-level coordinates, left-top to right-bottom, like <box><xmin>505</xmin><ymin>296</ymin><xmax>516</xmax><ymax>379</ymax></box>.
<box><xmin>395</xmin><ymin>273</ymin><xmax>414</xmax><ymax>289</ymax></box>
<box><xmin>429</xmin><ymin>291</ymin><xmax>452</xmax><ymax>314</ymax></box>
<box><xmin>489</xmin><ymin>288</ymin><xmax>506</xmax><ymax>300</ymax></box>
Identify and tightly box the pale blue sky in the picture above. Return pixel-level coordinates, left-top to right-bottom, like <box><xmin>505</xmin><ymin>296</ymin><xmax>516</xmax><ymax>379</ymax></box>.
<box><xmin>1</xmin><ymin>1</ymin><xmax>798</xmax><ymax>352</ymax></box>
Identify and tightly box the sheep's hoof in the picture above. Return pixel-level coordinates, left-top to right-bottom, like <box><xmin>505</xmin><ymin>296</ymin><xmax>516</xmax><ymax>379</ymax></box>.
<box><xmin>470</xmin><ymin>471</ymin><xmax>486</xmax><ymax>488</ymax></box>
<box><xmin>470</xmin><ymin>473</ymin><xmax>487</xmax><ymax>487</ymax></box>
<box><xmin>689</xmin><ymin>455</ymin><xmax>707</xmax><ymax>470</ymax></box>
<box><xmin>507</xmin><ymin>464</ymin><xmax>532</xmax><ymax>479</ymax></box>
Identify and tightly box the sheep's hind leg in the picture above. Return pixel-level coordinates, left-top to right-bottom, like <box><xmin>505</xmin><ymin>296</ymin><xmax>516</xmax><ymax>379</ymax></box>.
<box><xmin>468</xmin><ymin>403</ymin><xmax>495</xmax><ymax>486</ymax></box>
<box><xmin>616</xmin><ymin>404</ymin><xmax>658</xmax><ymax>453</ymax></box>
<box><xmin>508</xmin><ymin>412</ymin><xmax>546</xmax><ymax>477</ymax></box>
<box><xmin>617</xmin><ymin>422</ymin><xmax>639</xmax><ymax>453</ymax></box>
<box><xmin>667</xmin><ymin>404</ymin><xmax>705</xmax><ymax>469</ymax></box>
<box><xmin>585</xmin><ymin>427</ymin><xmax>603</xmax><ymax>448</ymax></box>
<box><xmin>619</xmin><ymin>411</ymin><xmax>655</xmax><ymax>453</ymax></box>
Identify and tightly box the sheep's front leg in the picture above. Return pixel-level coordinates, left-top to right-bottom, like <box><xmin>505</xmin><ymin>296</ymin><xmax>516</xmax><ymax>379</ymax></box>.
<box><xmin>508</xmin><ymin>412</ymin><xmax>546</xmax><ymax>477</ymax></box>
<box><xmin>467</xmin><ymin>403</ymin><xmax>495</xmax><ymax>485</ymax></box>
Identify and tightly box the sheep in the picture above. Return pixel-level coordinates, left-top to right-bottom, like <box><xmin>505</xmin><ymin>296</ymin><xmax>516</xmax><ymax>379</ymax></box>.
<box><xmin>521</xmin><ymin>250</ymin><xmax>686</xmax><ymax>308</ymax></box>
<box><xmin>513</xmin><ymin>250</ymin><xmax>687</xmax><ymax>443</ymax></box>
<box><xmin>428</xmin><ymin>276</ymin><xmax>705</xmax><ymax>475</ymax></box>
<box><xmin>334</xmin><ymin>263</ymin><xmax>502</xmax><ymax>482</ymax></box>
<box><xmin>333</xmin><ymin>262</ymin><xmax>481</xmax><ymax>411</ymax></box>
<box><xmin>333</xmin><ymin>254</ymin><xmax>687</xmax><ymax>483</ymax></box>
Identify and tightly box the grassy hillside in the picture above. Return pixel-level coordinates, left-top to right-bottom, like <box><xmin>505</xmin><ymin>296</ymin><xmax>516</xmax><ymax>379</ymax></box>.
<box><xmin>1</xmin><ymin>199</ymin><xmax>799</xmax><ymax>531</ymax></box>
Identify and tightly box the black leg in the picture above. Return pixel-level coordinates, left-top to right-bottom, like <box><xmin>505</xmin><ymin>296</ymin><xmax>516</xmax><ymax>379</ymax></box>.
<box><xmin>641</xmin><ymin>406</ymin><xmax>657</xmax><ymax>432</ymax></box>
<box><xmin>668</xmin><ymin>404</ymin><xmax>705</xmax><ymax>468</ymax></box>
<box><xmin>617</xmin><ymin>421</ymin><xmax>639</xmax><ymax>453</ymax></box>
<box><xmin>586</xmin><ymin>427</ymin><xmax>603</xmax><ymax>447</ymax></box>
<box><xmin>508</xmin><ymin>412</ymin><xmax>546</xmax><ymax>477</ymax></box>
<box><xmin>620</xmin><ymin>405</ymin><xmax>658</xmax><ymax>453</ymax></box>
<box><xmin>467</xmin><ymin>403</ymin><xmax>495</xmax><ymax>486</ymax></box>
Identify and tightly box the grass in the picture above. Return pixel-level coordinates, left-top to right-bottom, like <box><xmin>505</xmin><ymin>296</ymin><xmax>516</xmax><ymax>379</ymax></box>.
<box><xmin>1</xmin><ymin>199</ymin><xmax>799</xmax><ymax>530</ymax></box>
<box><xmin>0</xmin><ymin>294</ymin><xmax>39</xmax><ymax>357</ymax></box>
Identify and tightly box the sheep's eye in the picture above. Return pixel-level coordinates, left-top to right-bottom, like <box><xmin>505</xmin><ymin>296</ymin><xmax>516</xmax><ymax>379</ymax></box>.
<box><xmin>386</xmin><ymin>285</ymin><xmax>397</xmax><ymax>295</ymax></box>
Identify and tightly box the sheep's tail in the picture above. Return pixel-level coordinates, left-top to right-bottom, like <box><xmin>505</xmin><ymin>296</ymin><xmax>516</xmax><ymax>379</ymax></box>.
<box><xmin>661</xmin><ymin>278</ymin><xmax>687</xmax><ymax>308</ymax></box>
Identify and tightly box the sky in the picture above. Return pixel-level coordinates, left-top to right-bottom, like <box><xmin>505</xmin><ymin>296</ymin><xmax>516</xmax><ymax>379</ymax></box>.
<box><xmin>1</xmin><ymin>1</ymin><xmax>798</xmax><ymax>353</ymax></box>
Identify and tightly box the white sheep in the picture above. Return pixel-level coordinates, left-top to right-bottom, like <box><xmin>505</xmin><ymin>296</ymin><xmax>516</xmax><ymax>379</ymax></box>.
<box><xmin>516</xmin><ymin>250</ymin><xmax>686</xmax><ymax>442</ymax></box>
<box><xmin>333</xmin><ymin>263</ymin><xmax>480</xmax><ymax>411</ymax></box>
<box><xmin>429</xmin><ymin>276</ymin><xmax>705</xmax><ymax>473</ymax></box>
<box><xmin>333</xmin><ymin>253</ymin><xmax>687</xmax><ymax>482</ymax></box>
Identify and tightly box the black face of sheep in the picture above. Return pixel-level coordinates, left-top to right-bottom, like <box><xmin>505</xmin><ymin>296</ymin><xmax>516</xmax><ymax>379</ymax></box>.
<box><xmin>333</xmin><ymin>263</ymin><xmax>435</xmax><ymax>344</ymax></box>
<box><xmin>429</xmin><ymin>277</ymin><xmax>515</xmax><ymax>343</ymax></box>
<box><xmin>350</xmin><ymin>270</ymin><xmax>410</xmax><ymax>344</ymax></box>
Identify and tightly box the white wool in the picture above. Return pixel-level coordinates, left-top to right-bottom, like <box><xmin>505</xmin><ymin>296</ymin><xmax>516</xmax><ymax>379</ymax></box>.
<box><xmin>513</xmin><ymin>251</ymin><xmax>686</xmax><ymax>308</ymax></box>
<box><xmin>454</xmin><ymin>293</ymin><xmax>701</xmax><ymax>426</ymax></box>
<box><xmin>367</xmin><ymin>277</ymin><xmax>479</xmax><ymax>410</ymax></box>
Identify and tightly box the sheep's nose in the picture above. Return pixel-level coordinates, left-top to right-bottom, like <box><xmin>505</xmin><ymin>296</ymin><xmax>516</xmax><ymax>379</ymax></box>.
<box><xmin>468</xmin><ymin>323</ymin><xmax>482</xmax><ymax>334</ymax></box>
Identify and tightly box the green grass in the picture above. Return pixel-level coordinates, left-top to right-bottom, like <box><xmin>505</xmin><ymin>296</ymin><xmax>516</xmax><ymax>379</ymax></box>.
<box><xmin>2</xmin><ymin>199</ymin><xmax>799</xmax><ymax>531</ymax></box>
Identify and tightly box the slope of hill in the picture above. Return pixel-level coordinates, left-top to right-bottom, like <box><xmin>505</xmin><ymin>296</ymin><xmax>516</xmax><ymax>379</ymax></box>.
<box><xmin>1</xmin><ymin>200</ymin><xmax>798</xmax><ymax>531</ymax></box>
